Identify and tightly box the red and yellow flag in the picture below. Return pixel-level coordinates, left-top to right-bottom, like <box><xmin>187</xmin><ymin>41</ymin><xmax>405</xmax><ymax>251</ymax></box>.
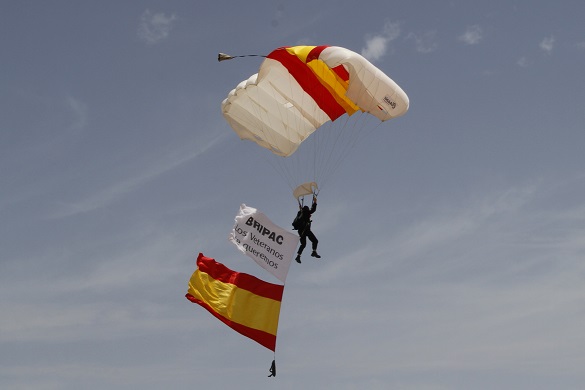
<box><xmin>186</xmin><ymin>253</ymin><xmax>284</xmax><ymax>351</ymax></box>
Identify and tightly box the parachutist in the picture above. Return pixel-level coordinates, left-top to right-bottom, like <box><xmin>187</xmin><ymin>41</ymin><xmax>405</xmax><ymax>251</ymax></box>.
<box><xmin>293</xmin><ymin>196</ymin><xmax>320</xmax><ymax>263</ymax></box>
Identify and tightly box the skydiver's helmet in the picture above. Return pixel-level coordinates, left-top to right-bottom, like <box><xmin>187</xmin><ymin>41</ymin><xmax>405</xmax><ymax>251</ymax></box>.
<box><xmin>303</xmin><ymin>206</ymin><xmax>310</xmax><ymax>213</ymax></box>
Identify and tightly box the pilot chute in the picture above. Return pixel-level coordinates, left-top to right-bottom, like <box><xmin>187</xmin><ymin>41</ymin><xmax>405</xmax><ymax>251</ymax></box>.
<box><xmin>293</xmin><ymin>182</ymin><xmax>318</xmax><ymax>202</ymax></box>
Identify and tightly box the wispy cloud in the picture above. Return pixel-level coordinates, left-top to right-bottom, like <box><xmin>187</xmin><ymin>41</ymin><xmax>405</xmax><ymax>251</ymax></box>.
<box><xmin>361</xmin><ymin>21</ymin><xmax>401</xmax><ymax>61</ymax></box>
<box><xmin>294</xmin><ymin>176</ymin><xmax>585</xmax><ymax>375</ymax></box>
<box><xmin>305</xmin><ymin>181</ymin><xmax>540</xmax><ymax>285</ymax></box>
<box><xmin>407</xmin><ymin>30</ymin><xmax>438</xmax><ymax>53</ymax></box>
<box><xmin>517</xmin><ymin>56</ymin><xmax>530</xmax><ymax>67</ymax></box>
<box><xmin>138</xmin><ymin>9</ymin><xmax>177</xmax><ymax>45</ymax></box>
<box><xmin>458</xmin><ymin>25</ymin><xmax>483</xmax><ymax>45</ymax></box>
<box><xmin>66</xmin><ymin>96</ymin><xmax>88</xmax><ymax>132</ymax></box>
<box><xmin>49</xmin><ymin>135</ymin><xmax>224</xmax><ymax>218</ymax></box>
<box><xmin>540</xmin><ymin>35</ymin><xmax>555</xmax><ymax>53</ymax></box>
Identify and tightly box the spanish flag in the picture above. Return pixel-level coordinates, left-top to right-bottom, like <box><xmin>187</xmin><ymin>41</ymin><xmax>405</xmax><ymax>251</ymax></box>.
<box><xmin>186</xmin><ymin>253</ymin><xmax>284</xmax><ymax>351</ymax></box>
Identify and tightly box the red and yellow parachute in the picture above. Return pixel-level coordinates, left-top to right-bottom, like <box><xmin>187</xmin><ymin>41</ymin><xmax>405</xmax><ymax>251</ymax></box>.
<box><xmin>221</xmin><ymin>45</ymin><xmax>409</xmax><ymax>199</ymax></box>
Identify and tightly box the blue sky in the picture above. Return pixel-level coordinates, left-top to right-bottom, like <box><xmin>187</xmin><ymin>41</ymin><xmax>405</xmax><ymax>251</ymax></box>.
<box><xmin>2</xmin><ymin>1</ymin><xmax>585</xmax><ymax>389</ymax></box>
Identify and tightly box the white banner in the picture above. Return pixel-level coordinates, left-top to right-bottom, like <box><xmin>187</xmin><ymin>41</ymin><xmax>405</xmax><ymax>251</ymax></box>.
<box><xmin>229</xmin><ymin>204</ymin><xmax>299</xmax><ymax>283</ymax></box>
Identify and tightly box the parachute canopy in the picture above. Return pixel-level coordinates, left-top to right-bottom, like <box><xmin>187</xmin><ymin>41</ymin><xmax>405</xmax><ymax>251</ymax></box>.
<box><xmin>221</xmin><ymin>45</ymin><xmax>409</xmax><ymax>158</ymax></box>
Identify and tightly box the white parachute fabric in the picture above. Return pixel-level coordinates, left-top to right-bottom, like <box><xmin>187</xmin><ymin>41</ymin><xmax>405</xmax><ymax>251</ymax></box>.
<box><xmin>222</xmin><ymin>62</ymin><xmax>330</xmax><ymax>157</ymax></box>
<box><xmin>318</xmin><ymin>46</ymin><xmax>409</xmax><ymax>121</ymax></box>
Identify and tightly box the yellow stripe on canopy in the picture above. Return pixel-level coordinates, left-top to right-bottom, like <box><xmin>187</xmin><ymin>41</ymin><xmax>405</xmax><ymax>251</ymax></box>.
<box><xmin>285</xmin><ymin>45</ymin><xmax>316</xmax><ymax>63</ymax></box>
<box><xmin>307</xmin><ymin>60</ymin><xmax>360</xmax><ymax>115</ymax></box>
<box><xmin>285</xmin><ymin>45</ymin><xmax>360</xmax><ymax>115</ymax></box>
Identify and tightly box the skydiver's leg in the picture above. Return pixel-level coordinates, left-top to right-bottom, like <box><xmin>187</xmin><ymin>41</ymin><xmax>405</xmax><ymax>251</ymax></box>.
<box><xmin>297</xmin><ymin>234</ymin><xmax>307</xmax><ymax>255</ymax></box>
<box><xmin>296</xmin><ymin>234</ymin><xmax>307</xmax><ymax>263</ymax></box>
<box><xmin>307</xmin><ymin>231</ymin><xmax>320</xmax><ymax>258</ymax></box>
<box><xmin>306</xmin><ymin>231</ymin><xmax>318</xmax><ymax>250</ymax></box>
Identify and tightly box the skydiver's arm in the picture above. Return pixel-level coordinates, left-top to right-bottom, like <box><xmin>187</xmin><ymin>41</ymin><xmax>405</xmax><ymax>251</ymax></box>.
<box><xmin>310</xmin><ymin>201</ymin><xmax>317</xmax><ymax>214</ymax></box>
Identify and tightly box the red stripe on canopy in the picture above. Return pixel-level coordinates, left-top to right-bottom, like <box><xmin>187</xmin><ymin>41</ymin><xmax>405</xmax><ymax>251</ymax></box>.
<box><xmin>267</xmin><ymin>47</ymin><xmax>346</xmax><ymax>121</ymax></box>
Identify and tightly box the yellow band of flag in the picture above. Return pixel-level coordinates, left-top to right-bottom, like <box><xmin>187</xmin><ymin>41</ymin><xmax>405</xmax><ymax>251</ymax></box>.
<box><xmin>187</xmin><ymin>268</ymin><xmax>281</xmax><ymax>335</ymax></box>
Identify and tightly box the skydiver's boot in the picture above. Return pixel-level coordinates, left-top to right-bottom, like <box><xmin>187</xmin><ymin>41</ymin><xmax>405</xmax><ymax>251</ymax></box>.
<box><xmin>311</xmin><ymin>250</ymin><xmax>321</xmax><ymax>259</ymax></box>
<box><xmin>295</xmin><ymin>254</ymin><xmax>301</xmax><ymax>263</ymax></box>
